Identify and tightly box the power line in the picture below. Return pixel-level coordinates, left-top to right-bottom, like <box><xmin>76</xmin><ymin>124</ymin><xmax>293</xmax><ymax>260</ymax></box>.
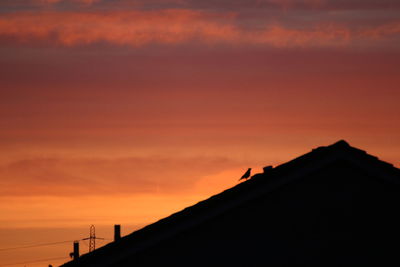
<box><xmin>0</xmin><ymin>238</ymin><xmax>112</xmax><ymax>252</ymax></box>
<box><xmin>0</xmin><ymin>240</ymin><xmax>74</xmax><ymax>252</ymax></box>
<box><xmin>0</xmin><ymin>256</ymin><xmax>69</xmax><ymax>267</ymax></box>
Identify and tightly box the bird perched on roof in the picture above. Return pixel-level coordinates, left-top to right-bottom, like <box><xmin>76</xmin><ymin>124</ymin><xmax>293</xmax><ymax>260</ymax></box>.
<box><xmin>239</xmin><ymin>168</ymin><xmax>251</xmax><ymax>181</ymax></box>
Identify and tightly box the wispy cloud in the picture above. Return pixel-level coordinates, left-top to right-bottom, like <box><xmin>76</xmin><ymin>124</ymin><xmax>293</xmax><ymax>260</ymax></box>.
<box><xmin>0</xmin><ymin>156</ymin><xmax>239</xmax><ymax>196</ymax></box>
<box><xmin>31</xmin><ymin>0</ymin><xmax>99</xmax><ymax>5</ymax></box>
<box><xmin>0</xmin><ymin>8</ymin><xmax>399</xmax><ymax>48</ymax></box>
<box><xmin>0</xmin><ymin>10</ymin><xmax>236</xmax><ymax>46</ymax></box>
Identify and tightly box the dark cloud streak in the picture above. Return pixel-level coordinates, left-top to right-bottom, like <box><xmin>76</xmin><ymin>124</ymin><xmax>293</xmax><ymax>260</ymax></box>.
<box><xmin>2</xmin><ymin>0</ymin><xmax>400</xmax><ymax>12</ymax></box>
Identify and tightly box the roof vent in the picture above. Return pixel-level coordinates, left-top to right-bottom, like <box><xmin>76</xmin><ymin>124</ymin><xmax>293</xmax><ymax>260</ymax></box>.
<box><xmin>263</xmin><ymin>166</ymin><xmax>273</xmax><ymax>173</ymax></box>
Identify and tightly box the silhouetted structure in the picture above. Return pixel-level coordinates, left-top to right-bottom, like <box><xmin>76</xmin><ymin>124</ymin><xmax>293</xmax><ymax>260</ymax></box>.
<box><xmin>114</xmin><ymin>225</ymin><xmax>121</xmax><ymax>241</ymax></box>
<box><xmin>81</xmin><ymin>225</ymin><xmax>105</xmax><ymax>253</ymax></box>
<box><xmin>239</xmin><ymin>167</ymin><xmax>251</xmax><ymax>181</ymax></box>
<box><xmin>61</xmin><ymin>140</ymin><xmax>400</xmax><ymax>266</ymax></box>
<box><xmin>72</xmin><ymin>241</ymin><xmax>79</xmax><ymax>260</ymax></box>
<box><xmin>81</xmin><ymin>225</ymin><xmax>96</xmax><ymax>252</ymax></box>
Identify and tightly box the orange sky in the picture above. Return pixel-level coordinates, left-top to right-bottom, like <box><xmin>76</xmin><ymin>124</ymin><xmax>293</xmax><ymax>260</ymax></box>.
<box><xmin>0</xmin><ymin>0</ymin><xmax>399</xmax><ymax>266</ymax></box>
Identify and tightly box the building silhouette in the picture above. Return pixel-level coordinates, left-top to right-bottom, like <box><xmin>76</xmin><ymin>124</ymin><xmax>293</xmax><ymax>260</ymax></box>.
<box><xmin>61</xmin><ymin>140</ymin><xmax>400</xmax><ymax>266</ymax></box>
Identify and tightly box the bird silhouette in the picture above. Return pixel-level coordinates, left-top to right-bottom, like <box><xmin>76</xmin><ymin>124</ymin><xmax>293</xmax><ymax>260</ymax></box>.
<box><xmin>239</xmin><ymin>168</ymin><xmax>251</xmax><ymax>181</ymax></box>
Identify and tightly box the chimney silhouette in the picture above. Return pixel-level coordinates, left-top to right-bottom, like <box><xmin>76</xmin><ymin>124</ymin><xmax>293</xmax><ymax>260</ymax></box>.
<box><xmin>73</xmin><ymin>241</ymin><xmax>80</xmax><ymax>260</ymax></box>
<box><xmin>114</xmin><ymin>225</ymin><xmax>121</xmax><ymax>241</ymax></box>
<box><xmin>263</xmin><ymin>165</ymin><xmax>273</xmax><ymax>173</ymax></box>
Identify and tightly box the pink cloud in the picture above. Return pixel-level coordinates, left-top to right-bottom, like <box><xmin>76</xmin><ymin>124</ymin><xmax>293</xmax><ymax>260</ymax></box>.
<box><xmin>0</xmin><ymin>9</ymin><xmax>393</xmax><ymax>47</ymax></box>
<box><xmin>360</xmin><ymin>22</ymin><xmax>400</xmax><ymax>39</ymax></box>
<box><xmin>253</xmin><ymin>24</ymin><xmax>351</xmax><ymax>47</ymax></box>
<box><xmin>0</xmin><ymin>10</ymin><xmax>237</xmax><ymax>46</ymax></box>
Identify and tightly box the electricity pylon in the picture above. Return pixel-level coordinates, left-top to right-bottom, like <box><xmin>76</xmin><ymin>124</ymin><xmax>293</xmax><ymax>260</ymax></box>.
<box><xmin>82</xmin><ymin>225</ymin><xmax>104</xmax><ymax>252</ymax></box>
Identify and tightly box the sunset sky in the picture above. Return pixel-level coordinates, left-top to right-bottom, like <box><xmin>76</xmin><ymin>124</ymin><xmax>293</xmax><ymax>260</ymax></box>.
<box><xmin>0</xmin><ymin>0</ymin><xmax>399</xmax><ymax>266</ymax></box>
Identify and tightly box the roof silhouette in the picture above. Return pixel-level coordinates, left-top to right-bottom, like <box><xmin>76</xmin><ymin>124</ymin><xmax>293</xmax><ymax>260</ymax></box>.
<box><xmin>61</xmin><ymin>140</ymin><xmax>400</xmax><ymax>266</ymax></box>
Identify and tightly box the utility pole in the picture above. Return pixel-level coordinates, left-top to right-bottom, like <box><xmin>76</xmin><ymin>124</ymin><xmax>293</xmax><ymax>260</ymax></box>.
<box><xmin>82</xmin><ymin>225</ymin><xmax>105</xmax><ymax>253</ymax></box>
<box><xmin>70</xmin><ymin>240</ymin><xmax>79</xmax><ymax>260</ymax></box>
<box><xmin>114</xmin><ymin>224</ymin><xmax>121</xmax><ymax>241</ymax></box>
